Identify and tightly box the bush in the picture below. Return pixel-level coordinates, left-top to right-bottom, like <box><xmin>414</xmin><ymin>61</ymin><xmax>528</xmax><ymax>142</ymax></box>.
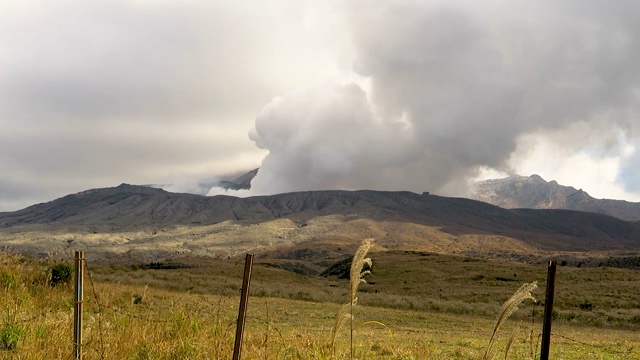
<box><xmin>50</xmin><ymin>263</ymin><xmax>73</xmax><ymax>287</ymax></box>
<box><xmin>133</xmin><ymin>294</ymin><xmax>143</xmax><ymax>304</ymax></box>
<box><xmin>0</xmin><ymin>324</ymin><xmax>25</xmax><ymax>350</ymax></box>
<box><xmin>565</xmin><ymin>312</ymin><xmax>578</xmax><ymax>321</ymax></box>
<box><xmin>579</xmin><ymin>300</ymin><xmax>593</xmax><ymax>311</ymax></box>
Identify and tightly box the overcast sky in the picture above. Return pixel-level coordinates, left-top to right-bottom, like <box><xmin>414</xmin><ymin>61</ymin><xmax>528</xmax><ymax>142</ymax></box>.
<box><xmin>1</xmin><ymin>0</ymin><xmax>639</xmax><ymax>212</ymax></box>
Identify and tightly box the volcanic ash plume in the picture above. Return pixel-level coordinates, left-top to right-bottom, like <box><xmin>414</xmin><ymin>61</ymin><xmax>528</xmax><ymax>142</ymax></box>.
<box><xmin>248</xmin><ymin>83</ymin><xmax>425</xmax><ymax>194</ymax></box>
<box><xmin>248</xmin><ymin>0</ymin><xmax>640</xmax><ymax>196</ymax></box>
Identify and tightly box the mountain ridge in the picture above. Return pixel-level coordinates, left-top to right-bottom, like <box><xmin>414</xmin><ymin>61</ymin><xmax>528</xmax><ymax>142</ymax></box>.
<box><xmin>471</xmin><ymin>174</ymin><xmax>640</xmax><ymax>222</ymax></box>
<box><xmin>2</xmin><ymin>184</ymin><xmax>640</xmax><ymax>242</ymax></box>
<box><xmin>2</xmin><ymin>184</ymin><xmax>640</xmax><ymax>263</ymax></box>
<box><xmin>209</xmin><ymin>169</ymin><xmax>640</xmax><ymax>222</ymax></box>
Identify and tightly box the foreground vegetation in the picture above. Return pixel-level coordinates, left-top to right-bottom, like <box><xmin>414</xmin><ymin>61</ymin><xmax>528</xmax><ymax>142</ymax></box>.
<box><xmin>1</xmin><ymin>249</ymin><xmax>640</xmax><ymax>359</ymax></box>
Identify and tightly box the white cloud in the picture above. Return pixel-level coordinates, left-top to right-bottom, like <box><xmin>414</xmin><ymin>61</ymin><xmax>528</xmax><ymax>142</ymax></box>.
<box><xmin>509</xmin><ymin>128</ymin><xmax>640</xmax><ymax>201</ymax></box>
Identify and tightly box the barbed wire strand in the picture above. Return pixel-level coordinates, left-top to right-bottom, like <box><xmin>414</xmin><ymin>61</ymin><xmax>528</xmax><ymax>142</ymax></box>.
<box><xmin>84</xmin><ymin>259</ymin><xmax>106</xmax><ymax>360</ymax></box>
<box><xmin>552</xmin><ymin>333</ymin><xmax>631</xmax><ymax>355</ymax></box>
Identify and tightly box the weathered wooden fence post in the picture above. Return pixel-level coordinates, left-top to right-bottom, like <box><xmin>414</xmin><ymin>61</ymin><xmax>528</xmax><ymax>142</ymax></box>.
<box><xmin>233</xmin><ymin>254</ymin><xmax>255</xmax><ymax>360</ymax></box>
<box><xmin>540</xmin><ymin>260</ymin><xmax>557</xmax><ymax>360</ymax></box>
<box><xmin>73</xmin><ymin>251</ymin><xmax>85</xmax><ymax>360</ymax></box>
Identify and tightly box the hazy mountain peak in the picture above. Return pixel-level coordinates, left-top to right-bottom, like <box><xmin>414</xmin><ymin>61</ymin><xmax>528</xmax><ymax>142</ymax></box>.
<box><xmin>472</xmin><ymin>175</ymin><xmax>640</xmax><ymax>221</ymax></box>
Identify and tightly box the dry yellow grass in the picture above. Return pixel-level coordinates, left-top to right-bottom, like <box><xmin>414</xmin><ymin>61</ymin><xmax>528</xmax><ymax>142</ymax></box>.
<box><xmin>2</xmin><ymin>250</ymin><xmax>640</xmax><ymax>359</ymax></box>
<box><xmin>331</xmin><ymin>238</ymin><xmax>373</xmax><ymax>359</ymax></box>
<box><xmin>483</xmin><ymin>281</ymin><xmax>537</xmax><ymax>359</ymax></box>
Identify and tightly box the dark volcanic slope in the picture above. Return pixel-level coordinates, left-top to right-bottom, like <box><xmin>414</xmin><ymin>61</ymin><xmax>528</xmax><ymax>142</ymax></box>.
<box><xmin>471</xmin><ymin>174</ymin><xmax>640</xmax><ymax>222</ymax></box>
<box><xmin>215</xmin><ymin>168</ymin><xmax>258</xmax><ymax>190</ymax></box>
<box><xmin>2</xmin><ymin>184</ymin><xmax>640</xmax><ymax>251</ymax></box>
<box><xmin>0</xmin><ymin>184</ymin><xmax>465</xmax><ymax>227</ymax></box>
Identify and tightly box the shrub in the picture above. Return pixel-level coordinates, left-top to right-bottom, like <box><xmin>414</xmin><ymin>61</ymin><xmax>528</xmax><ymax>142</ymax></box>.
<box><xmin>50</xmin><ymin>263</ymin><xmax>73</xmax><ymax>287</ymax></box>
<box><xmin>133</xmin><ymin>295</ymin><xmax>144</xmax><ymax>304</ymax></box>
<box><xmin>579</xmin><ymin>300</ymin><xmax>593</xmax><ymax>311</ymax></box>
<box><xmin>0</xmin><ymin>324</ymin><xmax>25</xmax><ymax>350</ymax></box>
<box><xmin>565</xmin><ymin>312</ymin><xmax>578</xmax><ymax>321</ymax></box>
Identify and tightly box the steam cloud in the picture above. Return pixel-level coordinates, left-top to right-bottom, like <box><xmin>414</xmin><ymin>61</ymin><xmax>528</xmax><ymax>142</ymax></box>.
<box><xmin>2</xmin><ymin>1</ymin><xmax>639</xmax><ymax>210</ymax></box>
<box><xmin>248</xmin><ymin>0</ymin><xmax>640</xmax><ymax>196</ymax></box>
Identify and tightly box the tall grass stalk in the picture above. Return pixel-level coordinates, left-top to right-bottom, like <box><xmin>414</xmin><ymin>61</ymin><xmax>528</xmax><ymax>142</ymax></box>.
<box><xmin>503</xmin><ymin>326</ymin><xmax>519</xmax><ymax>360</ymax></box>
<box><xmin>331</xmin><ymin>238</ymin><xmax>373</xmax><ymax>359</ymax></box>
<box><xmin>483</xmin><ymin>281</ymin><xmax>537</xmax><ymax>360</ymax></box>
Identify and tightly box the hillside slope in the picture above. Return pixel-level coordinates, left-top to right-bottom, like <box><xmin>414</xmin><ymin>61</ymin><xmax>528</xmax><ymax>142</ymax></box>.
<box><xmin>2</xmin><ymin>184</ymin><xmax>639</xmax><ymax>240</ymax></box>
<box><xmin>2</xmin><ymin>184</ymin><xmax>640</xmax><ymax>263</ymax></box>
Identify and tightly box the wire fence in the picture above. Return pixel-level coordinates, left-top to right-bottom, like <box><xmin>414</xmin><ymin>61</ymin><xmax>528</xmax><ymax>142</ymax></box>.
<box><xmin>77</xmin><ymin>253</ymin><xmax>259</xmax><ymax>360</ymax></box>
<box><xmin>1</xmin><ymin>251</ymin><xmax>637</xmax><ymax>359</ymax></box>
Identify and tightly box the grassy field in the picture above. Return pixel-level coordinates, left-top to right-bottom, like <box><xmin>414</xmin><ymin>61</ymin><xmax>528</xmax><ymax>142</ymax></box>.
<box><xmin>1</xmin><ymin>249</ymin><xmax>640</xmax><ymax>359</ymax></box>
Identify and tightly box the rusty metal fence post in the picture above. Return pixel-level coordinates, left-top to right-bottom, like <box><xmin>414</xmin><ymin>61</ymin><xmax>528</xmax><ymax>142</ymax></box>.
<box><xmin>73</xmin><ymin>251</ymin><xmax>85</xmax><ymax>360</ymax></box>
<box><xmin>233</xmin><ymin>254</ymin><xmax>254</xmax><ymax>360</ymax></box>
<box><xmin>540</xmin><ymin>260</ymin><xmax>557</xmax><ymax>360</ymax></box>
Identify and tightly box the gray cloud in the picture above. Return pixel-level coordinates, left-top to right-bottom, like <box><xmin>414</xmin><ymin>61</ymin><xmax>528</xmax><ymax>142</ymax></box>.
<box><xmin>248</xmin><ymin>0</ymin><xmax>640</xmax><ymax>196</ymax></box>
<box><xmin>2</xmin><ymin>0</ymin><xmax>640</xmax><ymax>211</ymax></box>
<box><xmin>249</xmin><ymin>83</ymin><xmax>421</xmax><ymax>194</ymax></box>
<box><xmin>0</xmin><ymin>2</ymin><xmax>294</xmax><ymax>123</ymax></box>
<box><xmin>0</xmin><ymin>0</ymin><xmax>341</xmax><ymax>210</ymax></box>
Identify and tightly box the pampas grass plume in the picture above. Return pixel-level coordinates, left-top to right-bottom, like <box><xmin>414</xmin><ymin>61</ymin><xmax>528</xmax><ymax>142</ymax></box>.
<box><xmin>331</xmin><ymin>238</ymin><xmax>373</xmax><ymax>359</ymax></box>
<box><xmin>483</xmin><ymin>281</ymin><xmax>537</xmax><ymax>360</ymax></box>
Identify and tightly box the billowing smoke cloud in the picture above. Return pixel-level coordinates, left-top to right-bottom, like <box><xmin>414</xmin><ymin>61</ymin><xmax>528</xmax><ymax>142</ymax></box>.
<box><xmin>248</xmin><ymin>0</ymin><xmax>640</xmax><ymax>197</ymax></box>
<box><xmin>249</xmin><ymin>83</ymin><xmax>421</xmax><ymax>193</ymax></box>
<box><xmin>2</xmin><ymin>1</ymin><xmax>640</xmax><ymax>210</ymax></box>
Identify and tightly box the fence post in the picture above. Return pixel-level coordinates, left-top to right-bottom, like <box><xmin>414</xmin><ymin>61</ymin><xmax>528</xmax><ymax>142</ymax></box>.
<box><xmin>233</xmin><ymin>254</ymin><xmax>254</xmax><ymax>360</ymax></box>
<box><xmin>540</xmin><ymin>260</ymin><xmax>557</xmax><ymax>360</ymax></box>
<box><xmin>73</xmin><ymin>251</ymin><xmax>85</xmax><ymax>360</ymax></box>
